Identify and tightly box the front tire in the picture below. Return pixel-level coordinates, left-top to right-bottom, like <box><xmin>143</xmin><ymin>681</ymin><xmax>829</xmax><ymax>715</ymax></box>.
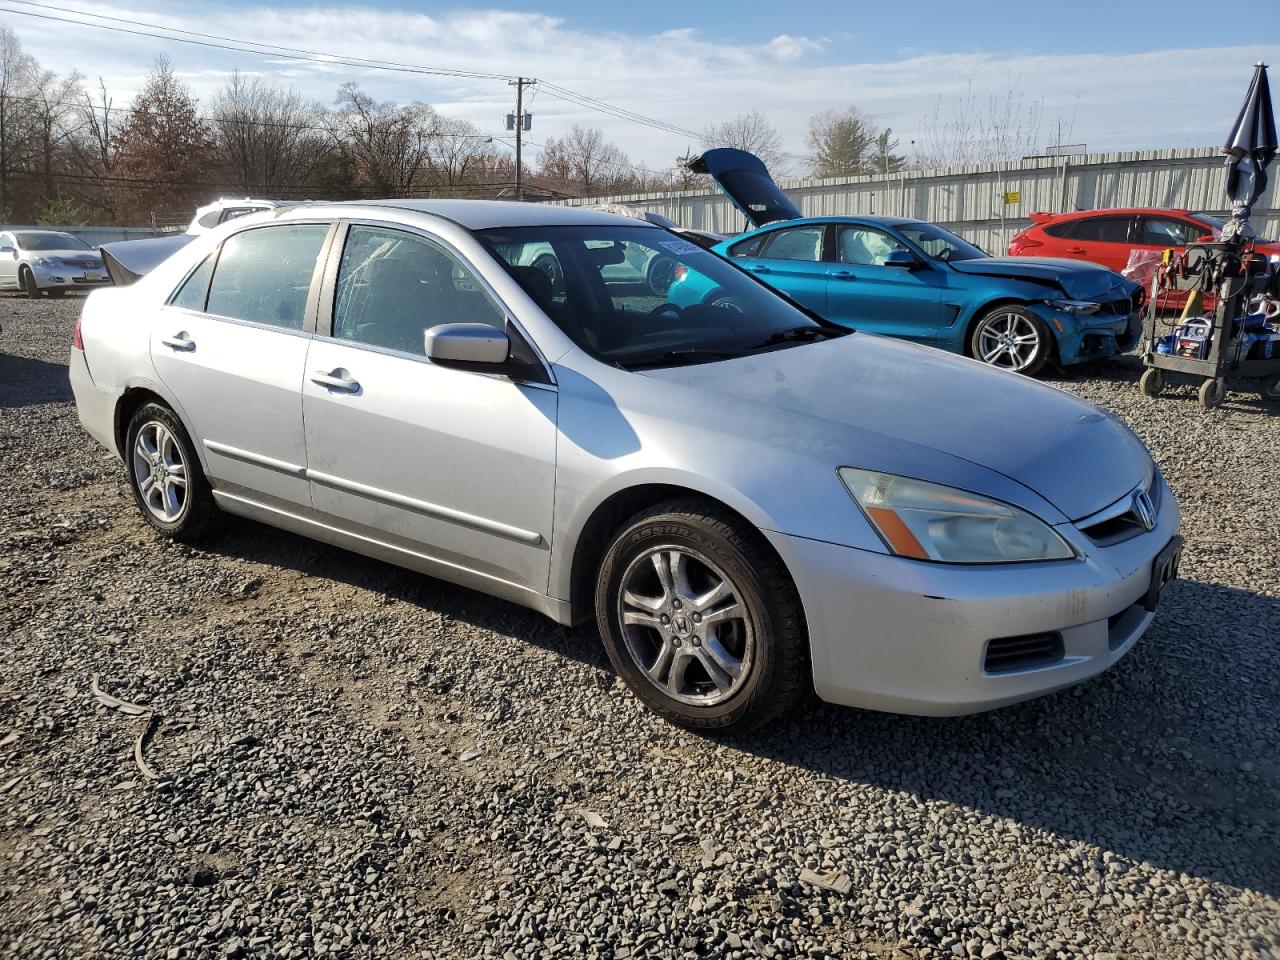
<box><xmin>970</xmin><ymin>305</ymin><xmax>1052</xmax><ymax>375</ymax></box>
<box><xmin>125</xmin><ymin>402</ymin><xmax>218</xmax><ymax>542</ymax></box>
<box><xmin>594</xmin><ymin>498</ymin><xmax>808</xmax><ymax>733</ymax></box>
<box><xmin>20</xmin><ymin>266</ymin><xmax>40</xmax><ymax>299</ymax></box>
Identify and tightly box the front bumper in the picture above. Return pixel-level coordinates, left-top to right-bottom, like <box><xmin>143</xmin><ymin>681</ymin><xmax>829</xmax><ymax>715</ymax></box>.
<box><xmin>767</xmin><ymin>474</ymin><xmax>1180</xmax><ymax>716</ymax></box>
<box><xmin>1036</xmin><ymin>304</ymin><xmax>1139</xmax><ymax>364</ymax></box>
<box><xmin>31</xmin><ymin>262</ymin><xmax>110</xmax><ymax>290</ymax></box>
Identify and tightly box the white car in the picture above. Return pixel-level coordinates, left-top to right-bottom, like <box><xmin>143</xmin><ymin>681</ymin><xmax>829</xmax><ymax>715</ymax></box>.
<box><xmin>0</xmin><ymin>230</ymin><xmax>109</xmax><ymax>297</ymax></box>
<box><xmin>70</xmin><ymin>200</ymin><xmax>1181</xmax><ymax>732</ymax></box>
<box><xmin>186</xmin><ymin>198</ymin><xmax>290</xmax><ymax>235</ymax></box>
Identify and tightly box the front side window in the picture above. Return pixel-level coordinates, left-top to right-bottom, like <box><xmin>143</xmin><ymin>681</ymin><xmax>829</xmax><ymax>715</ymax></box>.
<box><xmin>892</xmin><ymin>222</ymin><xmax>985</xmax><ymax>261</ymax></box>
<box><xmin>480</xmin><ymin>224</ymin><xmax>845</xmax><ymax>368</ymax></box>
<box><xmin>761</xmin><ymin>226</ymin><xmax>825</xmax><ymax>262</ymax></box>
<box><xmin>205</xmin><ymin>223</ymin><xmax>328</xmax><ymax>330</ymax></box>
<box><xmin>1141</xmin><ymin>218</ymin><xmax>1202</xmax><ymax>246</ymax></box>
<box><xmin>836</xmin><ymin>226</ymin><xmax>909</xmax><ymax>266</ymax></box>
<box><xmin>332</xmin><ymin>225</ymin><xmax>504</xmax><ymax>356</ymax></box>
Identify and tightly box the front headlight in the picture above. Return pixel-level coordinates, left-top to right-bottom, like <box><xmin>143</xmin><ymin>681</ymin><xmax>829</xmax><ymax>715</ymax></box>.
<box><xmin>1047</xmin><ymin>299</ymin><xmax>1101</xmax><ymax>315</ymax></box>
<box><xmin>32</xmin><ymin>256</ymin><xmax>56</xmax><ymax>267</ymax></box>
<box><xmin>838</xmin><ymin>468</ymin><xmax>1074</xmax><ymax>564</ymax></box>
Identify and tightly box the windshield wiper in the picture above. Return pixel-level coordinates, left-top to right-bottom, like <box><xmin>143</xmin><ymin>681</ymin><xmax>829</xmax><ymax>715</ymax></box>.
<box><xmin>750</xmin><ymin>325</ymin><xmax>848</xmax><ymax>349</ymax></box>
<box><xmin>621</xmin><ymin>348</ymin><xmax>741</xmax><ymax>370</ymax></box>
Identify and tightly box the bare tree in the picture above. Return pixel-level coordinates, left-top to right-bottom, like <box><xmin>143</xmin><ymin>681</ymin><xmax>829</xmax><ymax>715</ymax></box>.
<box><xmin>537</xmin><ymin>125</ymin><xmax>632</xmax><ymax>196</ymax></box>
<box><xmin>211</xmin><ymin>72</ymin><xmax>330</xmax><ymax>195</ymax></box>
<box><xmin>915</xmin><ymin>80</ymin><xmax>1067</xmax><ymax>168</ymax></box>
<box><xmin>67</xmin><ymin>80</ymin><xmax>118</xmax><ymax>220</ymax></box>
<box><xmin>701</xmin><ymin>110</ymin><xmax>786</xmax><ymax>173</ymax></box>
<box><xmin>0</xmin><ymin>27</ymin><xmax>37</xmax><ymax>216</ymax></box>
<box><xmin>427</xmin><ymin>116</ymin><xmax>494</xmax><ymax>189</ymax></box>
<box><xmin>28</xmin><ymin>67</ymin><xmax>83</xmax><ymax>209</ymax></box>
<box><xmin>330</xmin><ymin>82</ymin><xmax>438</xmax><ymax>196</ymax></box>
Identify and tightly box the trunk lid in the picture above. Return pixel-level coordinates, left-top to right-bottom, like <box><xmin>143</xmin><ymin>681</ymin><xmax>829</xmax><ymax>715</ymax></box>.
<box><xmin>686</xmin><ymin>148</ymin><xmax>801</xmax><ymax>228</ymax></box>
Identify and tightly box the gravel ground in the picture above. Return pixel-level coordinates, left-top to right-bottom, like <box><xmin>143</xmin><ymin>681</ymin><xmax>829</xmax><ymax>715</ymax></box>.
<box><xmin>1</xmin><ymin>295</ymin><xmax>1278</xmax><ymax>960</ymax></box>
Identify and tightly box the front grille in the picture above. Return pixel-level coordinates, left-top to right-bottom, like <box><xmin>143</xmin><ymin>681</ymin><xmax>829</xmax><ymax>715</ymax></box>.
<box><xmin>984</xmin><ymin>632</ymin><xmax>1065</xmax><ymax>673</ymax></box>
<box><xmin>1077</xmin><ymin>472</ymin><xmax>1161</xmax><ymax>547</ymax></box>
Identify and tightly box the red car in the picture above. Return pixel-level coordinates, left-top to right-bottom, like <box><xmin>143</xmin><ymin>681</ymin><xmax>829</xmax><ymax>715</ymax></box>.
<box><xmin>1009</xmin><ymin>208</ymin><xmax>1280</xmax><ymax>273</ymax></box>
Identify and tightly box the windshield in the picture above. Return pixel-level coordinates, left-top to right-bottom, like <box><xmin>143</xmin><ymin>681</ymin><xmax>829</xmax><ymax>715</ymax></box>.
<box><xmin>893</xmin><ymin>223</ymin><xmax>986</xmax><ymax>262</ymax></box>
<box><xmin>15</xmin><ymin>231</ymin><xmax>91</xmax><ymax>251</ymax></box>
<box><xmin>478</xmin><ymin>224</ymin><xmax>845</xmax><ymax>369</ymax></box>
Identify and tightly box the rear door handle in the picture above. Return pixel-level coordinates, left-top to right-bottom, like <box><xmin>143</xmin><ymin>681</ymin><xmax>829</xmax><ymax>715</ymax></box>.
<box><xmin>160</xmin><ymin>334</ymin><xmax>195</xmax><ymax>351</ymax></box>
<box><xmin>1065</xmin><ymin>247</ymin><xmax>1086</xmax><ymax>254</ymax></box>
<box><xmin>830</xmin><ymin>270</ymin><xmax>858</xmax><ymax>281</ymax></box>
<box><xmin>310</xmin><ymin>369</ymin><xmax>360</xmax><ymax>393</ymax></box>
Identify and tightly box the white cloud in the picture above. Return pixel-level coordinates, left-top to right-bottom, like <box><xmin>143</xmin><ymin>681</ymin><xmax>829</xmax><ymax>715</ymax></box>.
<box><xmin>764</xmin><ymin>34</ymin><xmax>828</xmax><ymax>62</ymax></box>
<box><xmin>7</xmin><ymin>3</ymin><xmax>1279</xmax><ymax>176</ymax></box>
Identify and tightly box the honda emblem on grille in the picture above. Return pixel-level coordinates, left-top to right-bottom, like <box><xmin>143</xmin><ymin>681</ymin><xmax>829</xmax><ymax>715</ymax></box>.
<box><xmin>1132</xmin><ymin>490</ymin><xmax>1156</xmax><ymax>531</ymax></box>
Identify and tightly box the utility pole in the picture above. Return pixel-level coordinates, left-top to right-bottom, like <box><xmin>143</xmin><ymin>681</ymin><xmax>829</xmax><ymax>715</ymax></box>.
<box><xmin>507</xmin><ymin>78</ymin><xmax>535</xmax><ymax>201</ymax></box>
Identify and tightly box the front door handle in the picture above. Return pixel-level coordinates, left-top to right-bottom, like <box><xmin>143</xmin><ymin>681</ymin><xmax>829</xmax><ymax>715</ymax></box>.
<box><xmin>160</xmin><ymin>333</ymin><xmax>195</xmax><ymax>351</ymax></box>
<box><xmin>310</xmin><ymin>369</ymin><xmax>360</xmax><ymax>393</ymax></box>
<box><xmin>830</xmin><ymin>270</ymin><xmax>858</xmax><ymax>281</ymax></box>
<box><xmin>747</xmin><ymin>264</ymin><xmax>772</xmax><ymax>274</ymax></box>
<box><xmin>1065</xmin><ymin>247</ymin><xmax>1086</xmax><ymax>255</ymax></box>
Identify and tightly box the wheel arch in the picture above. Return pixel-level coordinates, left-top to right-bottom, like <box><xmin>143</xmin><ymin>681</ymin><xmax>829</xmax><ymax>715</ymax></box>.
<box><xmin>560</xmin><ymin>480</ymin><xmax>796</xmax><ymax>627</ymax></box>
<box><xmin>960</xmin><ymin>296</ymin><xmax>1060</xmax><ymax>363</ymax></box>
<box><xmin>113</xmin><ymin>384</ymin><xmax>210</xmax><ymax>474</ymax></box>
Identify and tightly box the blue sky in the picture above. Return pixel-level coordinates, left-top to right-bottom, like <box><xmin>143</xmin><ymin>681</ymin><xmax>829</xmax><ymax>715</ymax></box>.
<box><xmin>6</xmin><ymin>1</ymin><xmax>1278</xmax><ymax>174</ymax></box>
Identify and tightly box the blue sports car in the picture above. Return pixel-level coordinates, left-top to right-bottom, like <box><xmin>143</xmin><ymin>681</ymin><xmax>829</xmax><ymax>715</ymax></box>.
<box><xmin>669</xmin><ymin>149</ymin><xmax>1141</xmax><ymax>375</ymax></box>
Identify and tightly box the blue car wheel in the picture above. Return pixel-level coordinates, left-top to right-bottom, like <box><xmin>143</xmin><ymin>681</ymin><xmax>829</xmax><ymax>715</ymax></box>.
<box><xmin>969</xmin><ymin>305</ymin><xmax>1053</xmax><ymax>376</ymax></box>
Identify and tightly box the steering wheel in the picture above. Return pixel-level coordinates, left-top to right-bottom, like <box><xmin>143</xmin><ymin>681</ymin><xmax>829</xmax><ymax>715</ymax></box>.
<box><xmin>647</xmin><ymin>303</ymin><xmax>684</xmax><ymax>320</ymax></box>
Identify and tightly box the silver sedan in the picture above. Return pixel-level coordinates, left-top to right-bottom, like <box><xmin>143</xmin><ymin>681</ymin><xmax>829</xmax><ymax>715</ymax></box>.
<box><xmin>69</xmin><ymin>201</ymin><xmax>1181</xmax><ymax>731</ymax></box>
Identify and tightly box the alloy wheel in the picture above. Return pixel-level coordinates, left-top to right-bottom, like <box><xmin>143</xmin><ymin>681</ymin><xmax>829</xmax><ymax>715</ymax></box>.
<box><xmin>131</xmin><ymin>420</ymin><xmax>189</xmax><ymax>523</ymax></box>
<box><xmin>617</xmin><ymin>547</ymin><xmax>754</xmax><ymax>706</ymax></box>
<box><xmin>976</xmin><ymin>311</ymin><xmax>1041</xmax><ymax>371</ymax></box>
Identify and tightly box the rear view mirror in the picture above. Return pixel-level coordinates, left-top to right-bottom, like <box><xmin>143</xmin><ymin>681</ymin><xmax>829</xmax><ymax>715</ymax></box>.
<box><xmin>883</xmin><ymin>250</ymin><xmax>918</xmax><ymax>268</ymax></box>
<box><xmin>424</xmin><ymin>322</ymin><xmax>511</xmax><ymax>367</ymax></box>
<box><xmin>584</xmin><ymin>241</ymin><xmax>627</xmax><ymax>266</ymax></box>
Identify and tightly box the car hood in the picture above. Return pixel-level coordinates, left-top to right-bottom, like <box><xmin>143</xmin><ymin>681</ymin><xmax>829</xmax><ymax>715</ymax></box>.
<box><xmin>640</xmin><ymin>334</ymin><xmax>1149</xmax><ymax>521</ymax></box>
<box><xmin>949</xmin><ymin>256</ymin><xmax>1137</xmax><ymax>300</ymax></box>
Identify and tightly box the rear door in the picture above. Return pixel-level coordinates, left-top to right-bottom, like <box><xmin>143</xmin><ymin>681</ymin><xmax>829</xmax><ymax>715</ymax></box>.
<box><xmin>1055</xmin><ymin>215</ymin><xmax>1135</xmax><ymax>271</ymax></box>
<box><xmin>825</xmin><ymin>224</ymin><xmax>944</xmax><ymax>341</ymax></box>
<box><xmin>735</xmin><ymin>224</ymin><xmax>830</xmax><ymax>314</ymax></box>
<box><xmin>301</xmin><ymin>222</ymin><xmax>557</xmax><ymax>595</ymax></box>
<box><xmin>150</xmin><ymin>221</ymin><xmax>332</xmax><ymax>511</ymax></box>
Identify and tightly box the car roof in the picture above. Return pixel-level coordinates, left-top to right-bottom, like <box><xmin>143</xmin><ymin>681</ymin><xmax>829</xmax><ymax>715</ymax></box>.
<box><xmin>343</xmin><ymin>199</ymin><xmax>660</xmax><ymax>231</ymax></box>
<box><xmin>733</xmin><ymin>215</ymin><xmax>923</xmax><ymax>233</ymax></box>
<box><xmin>1035</xmin><ymin>208</ymin><xmax>1198</xmax><ymax>221</ymax></box>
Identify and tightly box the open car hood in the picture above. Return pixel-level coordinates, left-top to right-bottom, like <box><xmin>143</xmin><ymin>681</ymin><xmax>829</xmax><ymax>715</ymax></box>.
<box><xmin>948</xmin><ymin>256</ymin><xmax>1138</xmax><ymax>300</ymax></box>
<box><xmin>685</xmin><ymin>148</ymin><xmax>801</xmax><ymax>228</ymax></box>
<box><xmin>99</xmin><ymin>234</ymin><xmax>195</xmax><ymax>286</ymax></box>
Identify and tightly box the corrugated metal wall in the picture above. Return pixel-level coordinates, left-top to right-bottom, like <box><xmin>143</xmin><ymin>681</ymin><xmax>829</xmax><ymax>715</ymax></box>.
<box><xmin>552</xmin><ymin>148</ymin><xmax>1280</xmax><ymax>252</ymax></box>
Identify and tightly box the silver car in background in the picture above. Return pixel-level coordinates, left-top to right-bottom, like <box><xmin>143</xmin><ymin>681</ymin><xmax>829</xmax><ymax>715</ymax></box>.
<box><xmin>69</xmin><ymin>201</ymin><xmax>1181</xmax><ymax>732</ymax></box>
<box><xmin>0</xmin><ymin>229</ymin><xmax>108</xmax><ymax>297</ymax></box>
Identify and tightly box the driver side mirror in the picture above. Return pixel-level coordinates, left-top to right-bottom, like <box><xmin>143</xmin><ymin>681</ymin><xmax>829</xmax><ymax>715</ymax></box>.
<box><xmin>0</xmin><ymin>245</ymin><xmax>14</xmax><ymax>256</ymax></box>
<box><xmin>424</xmin><ymin>322</ymin><xmax>511</xmax><ymax>367</ymax></box>
<box><xmin>882</xmin><ymin>250</ymin><xmax>919</xmax><ymax>269</ymax></box>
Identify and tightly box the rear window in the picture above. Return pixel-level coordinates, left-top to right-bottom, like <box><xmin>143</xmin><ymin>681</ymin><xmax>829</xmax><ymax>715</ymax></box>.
<box><xmin>205</xmin><ymin>224</ymin><xmax>328</xmax><ymax>330</ymax></box>
<box><xmin>1065</xmin><ymin>217</ymin><xmax>1132</xmax><ymax>243</ymax></box>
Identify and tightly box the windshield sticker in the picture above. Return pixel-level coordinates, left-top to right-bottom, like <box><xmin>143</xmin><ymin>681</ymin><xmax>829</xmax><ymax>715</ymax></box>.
<box><xmin>658</xmin><ymin>239</ymin><xmax>701</xmax><ymax>256</ymax></box>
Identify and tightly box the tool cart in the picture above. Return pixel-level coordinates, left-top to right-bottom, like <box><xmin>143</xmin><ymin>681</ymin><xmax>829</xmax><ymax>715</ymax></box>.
<box><xmin>1138</xmin><ymin>239</ymin><xmax>1280</xmax><ymax>409</ymax></box>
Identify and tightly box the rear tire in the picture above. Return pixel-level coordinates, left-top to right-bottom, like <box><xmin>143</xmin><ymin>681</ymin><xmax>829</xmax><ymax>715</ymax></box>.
<box><xmin>970</xmin><ymin>305</ymin><xmax>1052</xmax><ymax>376</ymax></box>
<box><xmin>594</xmin><ymin>498</ymin><xmax>808</xmax><ymax>733</ymax></box>
<box><xmin>125</xmin><ymin>402</ymin><xmax>219</xmax><ymax>542</ymax></box>
<box><xmin>20</xmin><ymin>266</ymin><xmax>40</xmax><ymax>299</ymax></box>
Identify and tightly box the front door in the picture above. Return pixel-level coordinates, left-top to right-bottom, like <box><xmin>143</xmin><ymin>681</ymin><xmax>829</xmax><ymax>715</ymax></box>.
<box><xmin>302</xmin><ymin>223</ymin><xmax>557</xmax><ymax>595</ymax></box>
<box><xmin>150</xmin><ymin>221</ymin><xmax>331</xmax><ymax>511</ymax></box>
<box><xmin>825</xmin><ymin>224</ymin><xmax>944</xmax><ymax>342</ymax></box>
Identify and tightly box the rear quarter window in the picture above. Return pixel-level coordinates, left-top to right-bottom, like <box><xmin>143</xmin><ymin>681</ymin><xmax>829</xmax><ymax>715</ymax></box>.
<box><xmin>728</xmin><ymin>235</ymin><xmax>767</xmax><ymax>258</ymax></box>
